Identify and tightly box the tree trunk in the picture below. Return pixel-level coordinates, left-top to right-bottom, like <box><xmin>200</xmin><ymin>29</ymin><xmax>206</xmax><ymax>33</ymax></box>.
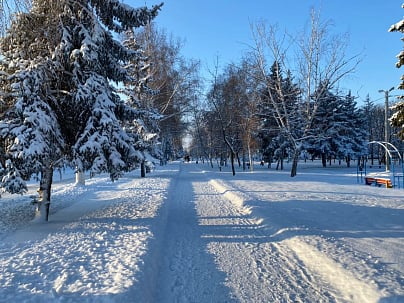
<box><xmin>75</xmin><ymin>170</ymin><xmax>85</xmax><ymax>185</ymax></box>
<box><xmin>321</xmin><ymin>153</ymin><xmax>327</xmax><ymax>168</ymax></box>
<box><xmin>248</xmin><ymin>144</ymin><xmax>253</xmax><ymax>172</ymax></box>
<box><xmin>236</xmin><ymin>152</ymin><xmax>241</xmax><ymax>167</ymax></box>
<box><xmin>141</xmin><ymin>160</ymin><xmax>146</xmax><ymax>178</ymax></box>
<box><xmin>230</xmin><ymin>152</ymin><xmax>236</xmax><ymax>176</ymax></box>
<box><xmin>276</xmin><ymin>157</ymin><xmax>284</xmax><ymax>170</ymax></box>
<box><xmin>290</xmin><ymin>150</ymin><xmax>300</xmax><ymax>177</ymax></box>
<box><xmin>222</xmin><ymin>133</ymin><xmax>236</xmax><ymax>176</ymax></box>
<box><xmin>35</xmin><ymin>164</ymin><xmax>53</xmax><ymax>222</ymax></box>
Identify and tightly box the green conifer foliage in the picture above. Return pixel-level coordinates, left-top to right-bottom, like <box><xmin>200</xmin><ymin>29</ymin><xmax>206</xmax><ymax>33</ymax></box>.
<box><xmin>389</xmin><ymin>4</ymin><xmax>404</xmax><ymax>139</ymax></box>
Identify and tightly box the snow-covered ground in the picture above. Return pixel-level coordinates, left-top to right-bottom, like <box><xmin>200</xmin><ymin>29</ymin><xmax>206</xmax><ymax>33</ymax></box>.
<box><xmin>0</xmin><ymin>160</ymin><xmax>403</xmax><ymax>302</ymax></box>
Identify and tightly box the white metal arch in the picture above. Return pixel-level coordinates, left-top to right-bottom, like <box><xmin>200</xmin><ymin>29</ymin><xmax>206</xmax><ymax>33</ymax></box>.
<box><xmin>368</xmin><ymin>141</ymin><xmax>402</xmax><ymax>161</ymax></box>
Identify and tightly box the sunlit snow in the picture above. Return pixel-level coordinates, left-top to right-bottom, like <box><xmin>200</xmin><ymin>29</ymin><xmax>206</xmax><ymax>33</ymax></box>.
<box><xmin>0</xmin><ymin>161</ymin><xmax>403</xmax><ymax>302</ymax></box>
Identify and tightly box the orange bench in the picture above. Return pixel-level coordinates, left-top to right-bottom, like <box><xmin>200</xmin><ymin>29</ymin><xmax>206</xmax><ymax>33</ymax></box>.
<box><xmin>375</xmin><ymin>178</ymin><xmax>393</xmax><ymax>188</ymax></box>
<box><xmin>365</xmin><ymin>177</ymin><xmax>392</xmax><ymax>188</ymax></box>
<box><xmin>365</xmin><ymin>177</ymin><xmax>375</xmax><ymax>185</ymax></box>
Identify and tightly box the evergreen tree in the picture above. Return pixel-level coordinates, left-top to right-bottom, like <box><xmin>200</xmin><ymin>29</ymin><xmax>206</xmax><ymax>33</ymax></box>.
<box><xmin>0</xmin><ymin>2</ymin><xmax>66</xmax><ymax>218</ymax></box>
<box><xmin>361</xmin><ymin>95</ymin><xmax>384</xmax><ymax>164</ymax></box>
<box><xmin>389</xmin><ymin>4</ymin><xmax>404</xmax><ymax>139</ymax></box>
<box><xmin>258</xmin><ymin>62</ymin><xmax>300</xmax><ymax>168</ymax></box>
<box><xmin>0</xmin><ymin>0</ymin><xmax>162</xmax><ymax>221</ymax></box>
<box><xmin>121</xmin><ymin>28</ymin><xmax>162</xmax><ymax>176</ymax></box>
<box><xmin>306</xmin><ymin>83</ymin><xmax>339</xmax><ymax>167</ymax></box>
<box><xmin>257</xmin><ymin>61</ymin><xmax>283</xmax><ymax>165</ymax></box>
<box><xmin>51</xmin><ymin>0</ymin><xmax>161</xmax><ymax>179</ymax></box>
<box><xmin>336</xmin><ymin>91</ymin><xmax>368</xmax><ymax>167</ymax></box>
<box><xmin>307</xmin><ymin>87</ymin><xmax>367</xmax><ymax>167</ymax></box>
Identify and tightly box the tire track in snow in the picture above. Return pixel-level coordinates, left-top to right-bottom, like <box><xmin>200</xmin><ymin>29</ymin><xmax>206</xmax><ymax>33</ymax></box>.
<box><xmin>208</xmin><ymin>177</ymin><xmax>383</xmax><ymax>302</ymax></box>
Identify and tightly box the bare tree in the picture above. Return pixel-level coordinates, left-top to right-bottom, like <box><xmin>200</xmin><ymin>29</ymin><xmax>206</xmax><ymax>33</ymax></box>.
<box><xmin>233</xmin><ymin>58</ymin><xmax>260</xmax><ymax>172</ymax></box>
<box><xmin>251</xmin><ymin>9</ymin><xmax>360</xmax><ymax>177</ymax></box>
<box><xmin>134</xmin><ymin>23</ymin><xmax>201</xmax><ymax>160</ymax></box>
<box><xmin>206</xmin><ymin>58</ymin><xmax>240</xmax><ymax>175</ymax></box>
<box><xmin>0</xmin><ymin>0</ymin><xmax>31</xmax><ymax>36</ymax></box>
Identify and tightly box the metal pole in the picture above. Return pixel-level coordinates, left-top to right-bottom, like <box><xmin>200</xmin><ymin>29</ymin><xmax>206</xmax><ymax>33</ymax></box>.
<box><xmin>379</xmin><ymin>87</ymin><xmax>394</xmax><ymax>172</ymax></box>
<box><xmin>384</xmin><ymin>90</ymin><xmax>390</xmax><ymax>172</ymax></box>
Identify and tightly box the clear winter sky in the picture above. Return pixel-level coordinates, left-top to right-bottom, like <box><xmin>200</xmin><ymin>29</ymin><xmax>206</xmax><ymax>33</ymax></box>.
<box><xmin>128</xmin><ymin>0</ymin><xmax>404</xmax><ymax>105</ymax></box>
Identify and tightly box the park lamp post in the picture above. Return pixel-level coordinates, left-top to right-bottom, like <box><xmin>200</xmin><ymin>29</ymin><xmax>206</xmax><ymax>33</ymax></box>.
<box><xmin>378</xmin><ymin>87</ymin><xmax>394</xmax><ymax>172</ymax></box>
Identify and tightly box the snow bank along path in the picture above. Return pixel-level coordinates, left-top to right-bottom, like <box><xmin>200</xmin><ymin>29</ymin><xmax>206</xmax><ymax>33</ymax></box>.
<box><xmin>206</xmin><ymin>166</ymin><xmax>403</xmax><ymax>303</ymax></box>
<box><xmin>0</xmin><ymin>161</ymin><xmax>403</xmax><ymax>302</ymax></box>
<box><xmin>0</xmin><ymin>172</ymin><xmax>170</xmax><ymax>302</ymax></box>
<box><xmin>205</xmin><ymin>181</ymin><xmax>379</xmax><ymax>303</ymax></box>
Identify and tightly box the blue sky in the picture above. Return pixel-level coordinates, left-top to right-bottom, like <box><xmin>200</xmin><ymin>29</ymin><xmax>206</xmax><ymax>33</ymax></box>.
<box><xmin>128</xmin><ymin>0</ymin><xmax>403</xmax><ymax>105</ymax></box>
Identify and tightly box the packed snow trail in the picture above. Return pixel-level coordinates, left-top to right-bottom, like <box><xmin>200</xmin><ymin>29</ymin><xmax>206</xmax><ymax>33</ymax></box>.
<box><xmin>151</xmin><ymin>164</ymin><xmax>236</xmax><ymax>302</ymax></box>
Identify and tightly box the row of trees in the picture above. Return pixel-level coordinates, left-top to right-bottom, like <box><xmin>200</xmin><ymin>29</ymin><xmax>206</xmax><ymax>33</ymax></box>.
<box><xmin>125</xmin><ymin>23</ymin><xmax>201</xmax><ymax>163</ymax></box>
<box><xmin>1</xmin><ymin>2</ymin><xmax>403</xmax><ymax>221</ymax></box>
<box><xmin>0</xmin><ymin>1</ymin><xmax>201</xmax><ymax>222</ymax></box>
<box><xmin>189</xmin><ymin>10</ymin><xmax>403</xmax><ymax>177</ymax></box>
<box><xmin>190</xmin><ymin>59</ymin><xmax>382</xmax><ymax>174</ymax></box>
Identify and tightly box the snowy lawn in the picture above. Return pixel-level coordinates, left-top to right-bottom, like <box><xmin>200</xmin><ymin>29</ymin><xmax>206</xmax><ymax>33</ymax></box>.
<box><xmin>0</xmin><ymin>161</ymin><xmax>403</xmax><ymax>302</ymax></box>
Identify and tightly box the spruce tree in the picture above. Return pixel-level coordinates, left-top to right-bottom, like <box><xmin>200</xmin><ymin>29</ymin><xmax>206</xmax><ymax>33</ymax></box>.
<box><xmin>51</xmin><ymin>0</ymin><xmax>161</xmax><ymax>179</ymax></box>
<box><xmin>337</xmin><ymin>92</ymin><xmax>368</xmax><ymax>167</ymax></box>
<box><xmin>306</xmin><ymin>83</ymin><xmax>339</xmax><ymax>167</ymax></box>
<box><xmin>121</xmin><ymin>28</ymin><xmax>162</xmax><ymax>177</ymax></box>
<box><xmin>389</xmin><ymin>4</ymin><xmax>404</xmax><ymax>139</ymax></box>
<box><xmin>257</xmin><ymin>61</ymin><xmax>283</xmax><ymax>165</ymax></box>
<box><xmin>258</xmin><ymin>62</ymin><xmax>301</xmax><ymax>169</ymax></box>
<box><xmin>0</xmin><ymin>0</ymin><xmax>162</xmax><ymax>221</ymax></box>
<box><xmin>306</xmin><ymin>88</ymin><xmax>367</xmax><ymax>167</ymax></box>
<box><xmin>0</xmin><ymin>1</ymin><xmax>65</xmax><ymax>219</ymax></box>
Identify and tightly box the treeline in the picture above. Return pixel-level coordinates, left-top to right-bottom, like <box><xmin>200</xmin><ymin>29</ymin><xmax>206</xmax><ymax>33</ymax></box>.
<box><xmin>189</xmin><ymin>60</ymin><xmax>398</xmax><ymax>174</ymax></box>
<box><xmin>188</xmin><ymin>12</ymin><xmax>402</xmax><ymax>176</ymax></box>
<box><xmin>0</xmin><ymin>1</ymin><xmax>403</xmax><ymax>221</ymax></box>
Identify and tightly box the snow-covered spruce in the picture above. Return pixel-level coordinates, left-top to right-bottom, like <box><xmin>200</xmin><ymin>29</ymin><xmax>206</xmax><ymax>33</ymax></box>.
<box><xmin>0</xmin><ymin>0</ymin><xmax>162</xmax><ymax>221</ymax></box>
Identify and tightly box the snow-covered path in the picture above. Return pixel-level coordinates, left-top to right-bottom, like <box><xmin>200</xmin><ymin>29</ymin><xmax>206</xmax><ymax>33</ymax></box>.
<box><xmin>152</xmin><ymin>164</ymin><xmax>235</xmax><ymax>302</ymax></box>
<box><xmin>0</xmin><ymin>161</ymin><xmax>403</xmax><ymax>302</ymax></box>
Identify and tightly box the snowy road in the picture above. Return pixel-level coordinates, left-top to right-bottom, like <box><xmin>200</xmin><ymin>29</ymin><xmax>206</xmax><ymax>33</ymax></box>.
<box><xmin>0</xmin><ymin>161</ymin><xmax>403</xmax><ymax>302</ymax></box>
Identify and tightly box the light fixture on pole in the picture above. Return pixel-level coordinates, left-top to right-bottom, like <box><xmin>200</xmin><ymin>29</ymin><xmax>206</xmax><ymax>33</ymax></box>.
<box><xmin>378</xmin><ymin>87</ymin><xmax>394</xmax><ymax>172</ymax></box>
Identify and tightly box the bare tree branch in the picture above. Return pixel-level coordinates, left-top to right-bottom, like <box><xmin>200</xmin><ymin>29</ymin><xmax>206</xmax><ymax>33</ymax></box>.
<box><xmin>0</xmin><ymin>0</ymin><xmax>31</xmax><ymax>36</ymax></box>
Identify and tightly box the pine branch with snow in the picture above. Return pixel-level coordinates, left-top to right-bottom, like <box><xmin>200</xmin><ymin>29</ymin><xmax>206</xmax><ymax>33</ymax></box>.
<box><xmin>1</xmin><ymin>160</ymin><xmax>27</xmax><ymax>195</ymax></box>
